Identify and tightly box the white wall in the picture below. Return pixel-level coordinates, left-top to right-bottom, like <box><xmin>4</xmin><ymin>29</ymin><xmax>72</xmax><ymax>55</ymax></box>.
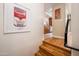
<box><xmin>44</xmin><ymin>3</ymin><xmax>54</xmax><ymax>12</ymax></box>
<box><xmin>52</xmin><ymin>3</ymin><xmax>65</xmax><ymax>38</ymax></box>
<box><xmin>44</xmin><ymin>3</ymin><xmax>54</xmax><ymax>26</ymax></box>
<box><xmin>0</xmin><ymin>3</ymin><xmax>44</xmax><ymax>56</ymax></box>
<box><xmin>71</xmin><ymin>3</ymin><xmax>79</xmax><ymax>56</ymax></box>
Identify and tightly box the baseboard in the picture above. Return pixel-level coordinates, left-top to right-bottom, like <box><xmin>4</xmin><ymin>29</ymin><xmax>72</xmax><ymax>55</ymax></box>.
<box><xmin>53</xmin><ymin>35</ymin><xmax>64</xmax><ymax>39</ymax></box>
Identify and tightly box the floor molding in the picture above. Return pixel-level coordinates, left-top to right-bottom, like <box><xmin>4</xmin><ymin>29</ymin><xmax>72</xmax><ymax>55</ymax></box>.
<box><xmin>53</xmin><ymin>35</ymin><xmax>64</xmax><ymax>39</ymax></box>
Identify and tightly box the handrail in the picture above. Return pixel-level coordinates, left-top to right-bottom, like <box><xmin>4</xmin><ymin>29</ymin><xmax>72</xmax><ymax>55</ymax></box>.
<box><xmin>64</xmin><ymin>14</ymin><xmax>79</xmax><ymax>51</ymax></box>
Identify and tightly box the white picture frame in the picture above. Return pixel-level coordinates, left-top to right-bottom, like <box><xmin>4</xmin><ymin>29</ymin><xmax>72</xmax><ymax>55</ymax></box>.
<box><xmin>4</xmin><ymin>3</ymin><xmax>31</xmax><ymax>33</ymax></box>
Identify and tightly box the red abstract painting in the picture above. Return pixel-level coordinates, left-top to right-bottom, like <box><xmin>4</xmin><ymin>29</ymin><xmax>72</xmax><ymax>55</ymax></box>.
<box><xmin>14</xmin><ymin>7</ymin><xmax>27</xmax><ymax>27</ymax></box>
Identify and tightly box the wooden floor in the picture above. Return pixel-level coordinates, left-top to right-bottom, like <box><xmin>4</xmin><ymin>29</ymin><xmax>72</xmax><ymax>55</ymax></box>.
<box><xmin>35</xmin><ymin>37</ymin><xmax>71</xmax><ymax>56</ymax></box>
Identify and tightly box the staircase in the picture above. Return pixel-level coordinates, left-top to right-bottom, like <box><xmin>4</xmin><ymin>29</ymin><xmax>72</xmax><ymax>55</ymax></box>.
<box><xmin>35</xmin><ymin>37</ymin><xmax>71</xmax><ymax>56</ymax></box>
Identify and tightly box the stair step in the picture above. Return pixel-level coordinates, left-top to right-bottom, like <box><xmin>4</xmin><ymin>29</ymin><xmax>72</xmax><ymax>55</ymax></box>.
<box><xmin>35</xmin><ymin>52</ymin><xmax>42</xmax><ymax>56</ymax></box>
<box><xmin>39</xmin><ymin>47</ymin><xmax>54</xmax><ymax>56</ymax></box>
<box><xmin>40</xmin><ymin>45</ymin><xmax>65</xmax><ymax>56</ymax></box>
<box><xmin>35</xmin><ymin>50</ymin><xmax>47</xmax><ymax>56</ymax></box>
<box><xmin>43</xmin><ymin>37</ymin><xmax>71</xmax><ymax>53</ymax></box>
<box><xmin>39</xmin><ymin>50</ymin><xmax>47</xmax><ymax>56</ymax></box>
<box><xmin>42</xmin><ymin>43</ymin><xmax>71</xmax><ymax>56</ymax></box>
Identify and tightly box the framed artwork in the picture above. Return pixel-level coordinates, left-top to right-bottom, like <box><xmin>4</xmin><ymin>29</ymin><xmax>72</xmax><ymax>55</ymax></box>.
<box><xmin>4</xmin><ymin>3</ymin><xmax>31</xmax><ymax>33</ymax></box>
<box><xmin>55</xmin><ymin>8</ymin><xmax>61</xmax><ymax>19</ymax></box>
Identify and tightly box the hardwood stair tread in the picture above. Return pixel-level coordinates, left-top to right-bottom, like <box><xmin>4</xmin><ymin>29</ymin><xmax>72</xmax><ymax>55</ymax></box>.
<box><xmin>40</xmin><ymin>45</ymin><xmax>66</xmax><ymax>56</ymax></box>
<box><xmin>35</xmin><ymin>51</ymin><xmax>47</xmax><ymax>56</ymax></box>
<box><xmin>42</xmin><ymin>43</ymin><xmax>71</xmax><ymax>56</ymax></box>
<box><xmin>35</xmin><ymin>52</ymin><xmax>42</xmax><ymax>56</ymax></box>
<box><xmin>39</xmin><ymin>50</ymin><xmax>47</xmax><ymax>56</ymax></box>
<box><xmin>43</xmin><ymin>37</ymin><xmax>71</xmax><ymax>53</ymax></box>
<box><xmin>39</xmin><ymin>48</ymin><xmax>54</xmax><ymax>56</ymax></box>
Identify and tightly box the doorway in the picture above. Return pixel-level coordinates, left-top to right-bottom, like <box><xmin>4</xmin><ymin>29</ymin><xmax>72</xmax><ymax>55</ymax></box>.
<box><xmin>44</xmin><ymin>17</ymin><xmax>53</xmax><ymax>39</ymax></box>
